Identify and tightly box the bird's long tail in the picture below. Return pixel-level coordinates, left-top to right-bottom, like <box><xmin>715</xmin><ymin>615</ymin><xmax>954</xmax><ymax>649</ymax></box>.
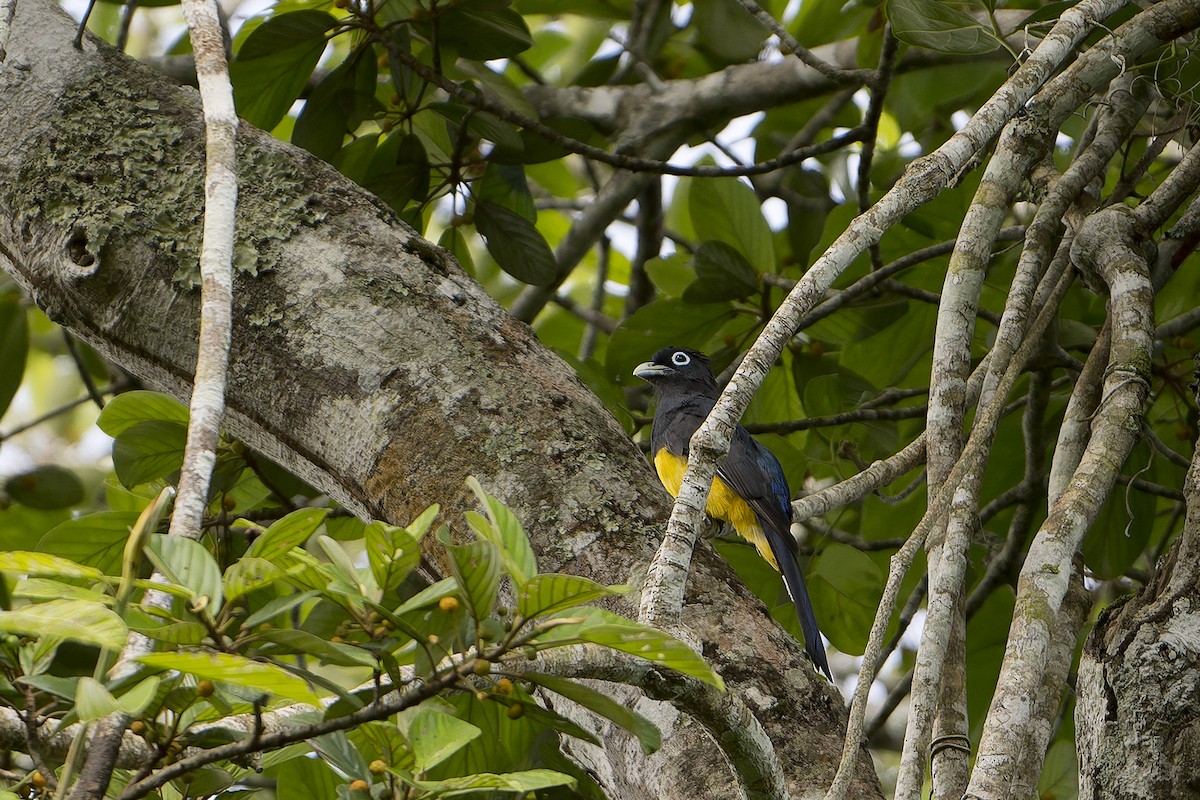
<box><xmin>766</xmin><ymin>528</ymin><xmax>831</xmax><ymax>680</ymax></box>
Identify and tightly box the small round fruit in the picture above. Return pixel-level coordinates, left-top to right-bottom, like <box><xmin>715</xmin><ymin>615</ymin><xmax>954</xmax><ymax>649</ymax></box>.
<box><xmin>439</xmin><ymin>596</ymin><xmax>459</xmax><ymax>612</ymax></box>
<box><xmin>196</xmin><ymin>680</ymin><xmax>215</xmax><ymax>698</ymax></box>
<box><xmin>368</xmin><ymin>760</ymin><xmax>387</xmax><ymax>775</ymax></box>
<box><xmin>506</xmin><ymin>703</ymin><xmax>524</xmax><ymax>720</ymax></box>
<box><xmin>349</xmin><ymin>779</ymin><xmax>370</xmax><ymax>793</ymax></box>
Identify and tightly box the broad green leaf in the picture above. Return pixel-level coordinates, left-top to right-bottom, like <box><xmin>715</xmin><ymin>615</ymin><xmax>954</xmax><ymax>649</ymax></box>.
<box><xmin>96</xmin><ymin>390</ymin><xmax>189</xmax><ymax>436</ymax></box>
<box><xmin>1038</xmin><ymin>739</ymin><xmax>1079</xmax><ymax>800</ymax></box>
<box><xmin>466</xmin><ymin>477</ymin><xmax>537</xmax><ymax>584</ymax></box>
<box><xmin>316</xmin><ymin>535</ymin><xmax>368</xmax><ymax>597</ymax></box>
<box><xmin>887</xmin><ymin>0</ymin><xmax>1003</xmax><ymax>54</ymax></box>
<box><xmin>125</xmin><ymin>608</ymin><xmax>208</xmax><ymax>645</ymax></box>
<box><xmin>406</xmin><ymin>504</ymin><xmax>440</xmax><ymax>541</ymax></box>
<box><xmin>148</xmin><ymin>535</ymin><xmax>224</xmax><ymax>613</ymax></box>
<box><xmin>524</xmin><ymin>672</ymin><xmax>661</xmax><ymax>754</ymax></box>
<box><xmin>644</xmin><ymin>253</ymin><xmax>695</xmax><ymax>298</ymax></box>
<box><xmin>0</xmin><ymin>552</ymin><xmax>103</xmax><ymax>581</ymax></box>
<box><xmin>137</xmin><ymin>650</ymin><xmax>321</xmax><ymax>706</ymax></box>
<box><xmin>0</xmin><ymin>600</ymin><xmax>127</xmax><ymax>650</ymax></box>
<box><xmin>311</xmin><ymin>731</ymin><xmax>370</xmax><ymax>786</ymax></box>
<box><xmin>275</xmin><ymin>752</ymin><xmax>341</xmax><ymax>800</ymax></box>
<box><xmin>231</xmin><ymin>11</ymin><xmax>336</xmax><ymax>130</ymax></box>
<box><xmin>364</xmin><ymin>521</ymin><xmax>421</xmax><ymax>594</ymax></box>
<box><xmin>683</xmin><ymin>241</ymin><xmax>760</xmax><ymax>303</ymax></box>
<box><xmin>693</xmin><ymin>0</ymin><xmax>767</xmax><ymax>63</ymax></box>
<box><xmin>577</xmin><ymin>623</ymin><xmax>724</xmax><ymax>689</ymax></box>
<box><xmin>39</xmin><ymin>512</ymin><xmax>140</xmax><ymax>575</ymax></box>
<box><xmin>111</xmin><ymin>420</ymin><xmax>188</xmax><ymax>488</ymax></box>
<box><xmin>689</xmin><ymin>176</ymin><xmax>774</xmax><ymax>274</ymax></box>
<box><xmin>4</xmin><ymin>465</ymin><xmax>84</xmax><ymax>510</ymax></box>
<box><xmin>413</xmin><ymin>769</ymin><xmax>575</xmax><ymax>796</ymax></box>
<box><xmin>426</xmin><ymin>6</ymin><xmax>533</xmax><ymax>60</ymax></box>
<box><xmin>394</xmin><ymin>577</ymin><xmax>458</xmax><ymax>615</ymax></box>
<box><xmin>477</xmin><ymin>164</ymin><xmax>536</xmax><ymax>222</ymax></box>
<box><xmin>444</xmin><ymin>537</ymin><xmax>502</xmax><ymax>622</ymax></box>
<box><xmin>808</xmin><ymin>543</ymin><xmax>883</xmax><ymax>656</ymax></box>
<box><xmin>76</xmin><ymin>676</ymin><xmax>121</xmax><ymax>721</ymax></box>
<box><xmin>243</xmin><ymin>590</ymin><xmax>321</xmax><ymax>628</ymax></box>
<box><xmin>223</xmin><ymin>556</ymin><xmax>286</xmax><ymax>601</ymax></box>
<box><xmin>408</xmin><ymin>707</ymin><xmax>482</xmax><ymax>773</ymax></box>
<box><xmin>474</xmin><ymin>201</ymin><xmax>558</xmax><ymax>286</ymax></box>
<box><xmin>293</xmin><ymin>53</ymin><xmax>378</xmax><ymax>161</ymax></box>
<box><xmin>0</xmin><ymin>293</ymin><xmax>28</xmax><ymax>419</ymax></box>
<box><xmin>363</xmin><ymin>132</ymin><xmax>430</xmax><ymax>212</ymax></box>
<box><xmin>517</xmin><ymin>575</ymin><xmax>625</xmax><ymax>619</ymax></box>
<box><xmin>246</xmin><ymin>507</ymin><xmax>330</xmax><ymax>562</ymax></box>
<box><xmin>14</xmin><ymin>578</ymin><xmax>110</xmax><ymax>605</ymax></box>
<box><xmin>253</xmin><ymin>629</ymin><xmax>378</xmax><ymax>668</ymax></box>
<box><xmin>116</xmin><ymin>675</ymin><xmax>161</xmax><ymax>716</ymax></box>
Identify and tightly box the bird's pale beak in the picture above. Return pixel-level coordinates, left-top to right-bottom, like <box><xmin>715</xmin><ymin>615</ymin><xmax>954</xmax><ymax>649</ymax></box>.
<box><xmin>633</xmin><ymin>362</ymin><xmax>671</xmax><ymax>379</ymax></box>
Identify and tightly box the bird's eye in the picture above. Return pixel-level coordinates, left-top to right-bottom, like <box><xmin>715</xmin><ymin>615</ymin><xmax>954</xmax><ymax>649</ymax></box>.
<box><xmin>671</xmin><ymin>351</ymin><xmax>691</xmax><ymax>366</ymax></box>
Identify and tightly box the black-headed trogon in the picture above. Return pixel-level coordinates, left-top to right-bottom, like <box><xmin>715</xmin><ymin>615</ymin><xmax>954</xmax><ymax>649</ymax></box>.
<box><xmin>634</xmin><ymin>346</ymin><xmax>831</xmax><ymax>679</ymax></box>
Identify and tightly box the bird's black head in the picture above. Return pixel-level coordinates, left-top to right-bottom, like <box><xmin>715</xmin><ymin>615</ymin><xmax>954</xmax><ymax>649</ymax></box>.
<box><xmin>632</xmin><ymin>347</ymin><xmax>718</xmax><ymax>394</ymax></box>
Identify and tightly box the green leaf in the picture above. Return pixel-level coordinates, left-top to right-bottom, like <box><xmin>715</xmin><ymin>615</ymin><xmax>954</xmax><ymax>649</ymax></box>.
<box><xmin>364</xmin><ymin>521</ymin><xmax>421</xmax><ymax>594</ymax></box>
<box><xmin>294</xmin><ymin>53</ymin><xmax>379</xmax><ymax>161</ymax></box>
<box><xmin>0</xmin><ymin>552</ymin><xmax>103</xmax><ymax>582</ymax></box>
<box><xmin>693</xmin><ymin>0</ymin><xmax>767</xmax><ymax>63</ymax></box>
<box><xmin>363</xmin><ymin>132</ymin><xmax>430</xmax><ymax>212</ymax></box>
<box><xmin>466</xmin><ymin>478</ymin><xmax>537</xmax><ymax>584</ymax></box>
<box><xmin>0</xmin><ymin>293</ymin><xmax>28</xmax><ymax>420</ymax></box>
<box><xmin>232</xmin><ymin>11</ymin><xmax>336</xmax><ymax>130</ymax></box>
<box><xmin>683</xmin><ymin>241</ymin><xmax>760</xmax><ymax>303</ymax></box>
<box><xmin>147</xmin><ymin>535</ymin><xmax>224</xmax><ymax>613</ymax></box>
<box><xmin>524</xmin><ymin>672</ymin><xmax>661</xmax><ymax>754</ymax></box>
<box><xmin>808</xmin><ymin>543</ymin><xmax>883</xmax><ymax>656</ymax></box>
<box><xmin>444</xmin><ymin>537</ymin><xmax>502</xmax><ymax>622</ymax></box>
<box><xmin>223</xmin><ymin>556</ymin><xmax>286</xmax><ymax>601</ymax></box>
<box><xmin>39</xmin><ymin>512</ymin><xmax>140</xmax><ymax>575</ymax></box>
<box><xmin>518</xmin><ymin>575</ymin><xmax>625</xmax><ymax>619</ymax></box>
<box><xmin>14</xmin><ymin>578</ymin><xmax>111</xmax><ymax>605</ymax></box>
<box><xmin>474</xmin><ymin>201</ymin><xmax>558</xmax><ymax>286</ymax></box>
<box><xmin>887</xmin><ymin>0</ymin><xmax>1003</xmax><ymax>54</ymax></box>
<box><xmin>539</xmin><ymin>611</ymin><xmax>725</xmax><ymax>690</ymax></box>
<box><xmin>4</xmin><ymin>465</ymin><xmax>85</xmax><ymax>510</ymax></box>
<box><xmin>137</xmin><ymin>650</ymin><xmax>321</xmax><ymax>706</ymax></box>
<box><xmin>689</xmin><ymin>177</ymin><xmax>774</xmax><ymax>274</ymax></box>
<box><xmin>125</xmin><ymin>608</ymin><xmax>208</xmax><ymax>645</ymax></box>
<box><xmin>0</xmin><ymin>600</ymin><xmax>127</xmax><ymax>650</ymax></box>
<box><xmin>247</xmin><ymin>508</ymin><xmax>330</xmax><ymax>562</ymax></box>
<box><xmin>111</xmin><ymin>420</ymin><xmax>188</xmax><ymax>488</ymax></box>
<box><xmin>408</xmin><ymin>707</ymin><xmax>483</xmax><ymax>773</ymax></box>
<box><xmin>76</xmin><ymin>676</ymin><xmax>121</xmax><ymax>721</ymax></box>
<box><xmin>1038</xmin><ymin>739</ymin><xmax>1078</xmax><ymax>800</ymax></box>
<box><xmin>413</xmin><ymin>769</ymin><xmax>575</xmax><ymax>796</ymax></box>
<box><xmin>276</xmin><ymin>753</ymin><xmax>342</xmax><ymax>800</ymax></box>
<box><xmin>429</xmin><ymin>6</ymin><xmax>533</xmax><ymax>60</ymax></box>
<box><xmin>96</xmin><ymin>390</ymin><xmax>189</xmax><ymax>436</ymax></box>
<box><xmin>243</xmin><ymin>590</ymin><xmax>320</xmax><ymax>628</ymax></box>
<box><xmin>477</xmin><ymin>164</ymin><xmax>536</xmax><ymax>222</ymax></box>
<box><xmin>116</xmin><ymin>675</ymin><xmax>161</xmax><ymax>716</ymax></box>
<box><xmin>253</xmin><ymin>629</ymin><xmax>378</xmax><ymax>668</ymax></box>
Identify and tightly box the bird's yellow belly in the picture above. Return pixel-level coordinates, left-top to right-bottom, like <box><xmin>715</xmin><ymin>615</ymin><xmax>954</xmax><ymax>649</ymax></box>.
<box><xmin>653</xmin><ymin>448</ymin><xmax>778</xmax><ymax>568</ymax></box>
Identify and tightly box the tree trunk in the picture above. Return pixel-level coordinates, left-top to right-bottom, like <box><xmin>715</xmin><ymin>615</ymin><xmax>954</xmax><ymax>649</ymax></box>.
<box><xmin>1076</xmin><ymin>432</ymin><xmax>1200</xmax><ymax>800</ymax></box>
<box><xmin>0</xmin><ymin>2</ymin><xmax>882</xmax><ymax>797</ymax></box>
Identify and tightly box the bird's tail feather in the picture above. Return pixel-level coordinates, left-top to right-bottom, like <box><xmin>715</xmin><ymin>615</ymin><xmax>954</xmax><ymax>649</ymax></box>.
<box><xmin>768</xmin><ymin>531</ymin><xmax>831</xmax><ymax>680</ymax></box>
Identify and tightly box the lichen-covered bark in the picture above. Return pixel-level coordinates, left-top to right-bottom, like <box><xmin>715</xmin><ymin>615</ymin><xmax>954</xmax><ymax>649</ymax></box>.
<box><xmin>1076</xmin><ymin>432</ymin><xmax>1200</xmax><ymax>800</ymax></box>
<box><xmin>0</xmin><ymin>2</ymin><xmax>881</xmax><ymax>798</ymax></box>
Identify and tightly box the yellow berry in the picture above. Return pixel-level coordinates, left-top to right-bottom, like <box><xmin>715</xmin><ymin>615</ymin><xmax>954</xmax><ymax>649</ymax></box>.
<box><xmin>196</xmin><ymin>680</ymin><xmax>215</xmax><ymax>698</ymax></box>
<box><xmin>506</xmin><ymin>703</ymin><xmax>524</xmax><ymax>719</ymax></box>
<box><xmin>348</xmin><ymin>779</ymin><xmax>370</xmax><ymax>792</ymax></box>
<box><xmin>30</xmin><ymin>771</ymin><xmax>47</xmax><ymax>789</ymax></box>
<box><xmin>130</xmin><ymin>720</ymin><xmax>146</xmax><ymax>735</ymax></box>
<box><xmin>496</xmin><ymin>678</ymin><xmax>514</xmax><ymax>695</ymax></box>
<box><xmin>427</xmin><ymin>634</ymin><xmax>439</xmax><ymax>644</ymax></box>
<box><xmin>368</xmin><ymin>760</ymin><xmax>387</xmax><ymax>775</ymax></box>
<box><xmin>439</xmin><ymin>596</ymin><xmax>459</xmax><ymax>612</ymax></box>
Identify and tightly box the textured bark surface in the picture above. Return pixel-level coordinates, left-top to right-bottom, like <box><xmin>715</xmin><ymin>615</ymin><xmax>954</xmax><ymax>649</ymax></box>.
<box><xmin>1076</xmin><ymin>438</ymin><xmax>1200</xmax><ymax>800</ymax></box>
<box><xmin>0</xmin><ymin>2</ymin><xmax>882</xmax><ymax>798</ymax></box>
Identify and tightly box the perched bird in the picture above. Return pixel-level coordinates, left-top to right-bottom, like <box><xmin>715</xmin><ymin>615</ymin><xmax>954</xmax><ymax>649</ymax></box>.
<box><xmin>634</xmin><ymin>346</ymin><xmax>831</xmax><ymax>679</ymax></box>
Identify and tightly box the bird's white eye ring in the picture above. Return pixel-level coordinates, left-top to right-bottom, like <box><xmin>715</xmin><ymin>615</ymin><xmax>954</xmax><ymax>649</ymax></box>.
<box><xmin>671</xmin><ymin>351</ymin><xmax>691</xmax><ymax>366</ymax></box>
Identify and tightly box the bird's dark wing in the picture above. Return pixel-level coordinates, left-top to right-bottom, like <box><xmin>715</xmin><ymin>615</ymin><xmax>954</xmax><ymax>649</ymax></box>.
<box><xmin>718</xmin><ymin>428</ymin><xmax>831</xmax><ymax>679</ymax></box>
